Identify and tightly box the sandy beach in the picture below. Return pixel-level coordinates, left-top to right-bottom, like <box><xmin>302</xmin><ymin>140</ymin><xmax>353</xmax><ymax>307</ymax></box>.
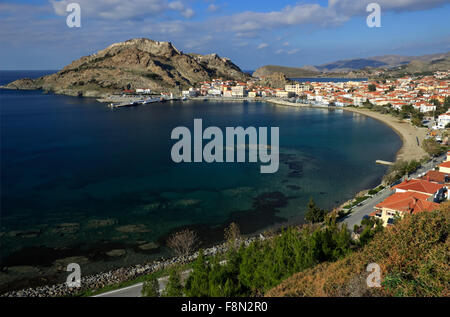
<box><xmin>266</xmin><ymin>99</ymin><xmax>429</xmax><ymax>163</ymax></box>
<box><xmin>342</xmin><ymin>107</ymin><xmax>429</xmax><ymax>162</ymax></box>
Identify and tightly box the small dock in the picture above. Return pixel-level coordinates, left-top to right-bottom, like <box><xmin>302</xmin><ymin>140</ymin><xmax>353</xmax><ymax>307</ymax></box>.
<box><xmin>376</xmin><ymin>160</ymin><xmax>394</xmax><ymax>166</ymax></box>
<box><xmin>99</xmin><ymin>95</ymin><xmax>183</xmax><ymax>108</ymax></box>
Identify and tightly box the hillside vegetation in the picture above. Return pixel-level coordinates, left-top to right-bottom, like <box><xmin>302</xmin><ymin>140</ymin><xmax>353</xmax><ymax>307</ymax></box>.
<box><xmin>150</xmin><ymin>213</ymin><xmax>382</xmax><ymax>297</ymax></box>
<box><xmin>267</xmin><ymin>203</ymin><xmax>450</xmax><ymax>297</ymax></box>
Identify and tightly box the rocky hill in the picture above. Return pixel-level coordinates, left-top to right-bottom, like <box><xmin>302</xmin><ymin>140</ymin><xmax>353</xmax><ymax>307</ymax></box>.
<box><xmin>3</xmin><ymin>38</ymin><xmax>249</xmax><ymax>97</ymax></box>
<box><xmin>379</xmin><ymin>55</ymin><xmax>450</xmax><ymax>77</ymax></box>
<box><xmin>257</xmin><ymin>72</ymin><xmax>295</xmax><ymax>89</ymax></box>
<box><xmin>253</xmin><ymin>65</ymin><xmax>321</xmax><ymax>78</ymax></box>
<box><xmin>253</xmin><ymin>65</ymin><xmax>370</xmax><ymax>79</ymax></box>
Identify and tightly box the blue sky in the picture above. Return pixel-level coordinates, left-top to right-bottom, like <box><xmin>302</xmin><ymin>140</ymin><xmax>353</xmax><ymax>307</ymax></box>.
<box><xmin>1</xmin><ymin>0</ymin><xmax>449</xmax><ymax>70</ymax></box>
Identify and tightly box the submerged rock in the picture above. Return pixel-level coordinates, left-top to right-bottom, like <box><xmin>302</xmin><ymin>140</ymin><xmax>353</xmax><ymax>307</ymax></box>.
<box><xmin>115</xmin><ymin>224</ymin><xmax>150</xmax><ymax>234</ymax></box>
<box><xmin>51</xmin><ymin>223</ymin><xmax>79</xmax><ymax>235</ymax></box>
<box><xmin>138</xmin><ymin>242</ymin><xmax>159</xmax><ymax>251</ymax></box>
<box><xmin>106</xmin><ymin>249</ymin><xmax>126</xmax><ymax>257</ymax></box>
<box><xmin>52</xmin><ymin>256</ymin><xmax>89</xmax><ymax>272</ymax></box>
<box><xmin>86</xmin><ymin>219</ymin><xmax>118</xmax><ymax>229</ymax></box>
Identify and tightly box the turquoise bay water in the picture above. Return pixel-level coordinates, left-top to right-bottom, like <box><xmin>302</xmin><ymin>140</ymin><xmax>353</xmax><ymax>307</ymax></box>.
<box><xmin>0</xmin><ymin>71</ymin><xmax>401</xmax><ymax>291</ymax></box>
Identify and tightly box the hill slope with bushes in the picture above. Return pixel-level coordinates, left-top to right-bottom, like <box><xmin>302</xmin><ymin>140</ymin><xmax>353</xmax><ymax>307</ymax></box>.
<box><xmin>267</xmin><ymin>203</ymin><xmax>449</xmax><ymax>297</ymax></box>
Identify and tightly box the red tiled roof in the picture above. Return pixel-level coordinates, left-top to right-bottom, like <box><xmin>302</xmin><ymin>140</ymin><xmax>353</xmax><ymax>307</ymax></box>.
<box><xmin>419</xmin><ymin>171</ymin><xmax>450</xmax><ymax>184</ymax></box>
<box><xmin>393</xmin><ymin>179</ymin><xmax>444</xmax><ymax>195</ymax></box>
<box><xmin>375</xmin><ymin>192</ymin><xmax>440</xmax><ymax>214</ymax></box>
<box><xmin>440</xmin><ymin>161</ymin><xmax>450</xmax><ymax>168</ymax></box>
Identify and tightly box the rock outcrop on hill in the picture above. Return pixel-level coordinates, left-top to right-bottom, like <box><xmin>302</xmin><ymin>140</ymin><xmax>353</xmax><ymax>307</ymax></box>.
<box><xmin>253</xmin><ymin>65</ymin><xmax>320</xmax><ymax>79</ymax></box>
<box><xmin>3</xmin><ymin>38</ymin><xmax>249</xmax><ymax>97</ymax></box>
<box><xmin>257</xmin><ymin>72</ymin><xmax>294</xmax><ymax>89</ymax></box>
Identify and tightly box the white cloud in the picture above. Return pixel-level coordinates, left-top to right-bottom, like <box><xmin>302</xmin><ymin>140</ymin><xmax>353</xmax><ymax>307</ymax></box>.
<box><xmin>50</xmin><ymin>0</ymin><xmax>195</xmax><ymax>20</ymax></box>
<box><xmin>207</xmin><ymin>4</ymin><xmax>219</xmax><ymax>13</ymax></box>
<box><xmin>274</xmin><ymin>48</ymin><xmax>301</xmax><ymax>55</ymax></box>
<box><xmin>2</xmin><ymin>0</ymin><xmax>449</xmax><ymax>69</ymax></box>
<box><xmin>218</xmin><ymin>0</ymin><xmax>449</xmax><ymax>34</ymax></box>
<box><xmin>329</xmin><ymin>0</ymin><xmax>449</xmax><ymax>15</ymax></box>
<box><xmin>181</xmin><ymin>8</ymin><xmax>195</xmax><ymax>18</ymax></box>
<box><xmin>257</xmin><ymin>43</ymin><xmax>269</xmax><ymax>49</ymax></box>
<box><xmin>287</xmin><ymin>48</ymin><xmax>301</xmax><ymax>55</ymax></box>
<box><xmin>168</xmin><ymin>1</ymin><xmax>184</xmax><ymax>11</ymax></box>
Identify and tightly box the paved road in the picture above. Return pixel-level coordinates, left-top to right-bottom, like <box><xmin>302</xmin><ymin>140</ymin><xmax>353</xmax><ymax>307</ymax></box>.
<box><xmin>341</xmin><ymin>188</ymin><xmax>394</xmax><ymax>230</ymax></box>
<box><xmin>93</xmin><ymin>283</ymin><xmax>144</xmax><ymax>298</ymax></box>
<box><xmin>341</xmin><ymin>153</ymin><xmax>447</xmax><ymax>229</ymax></box>
<box><xmin>93</xmin><ymin>269</ymin><xmax>193</xmax><ymax>297</ymax></box>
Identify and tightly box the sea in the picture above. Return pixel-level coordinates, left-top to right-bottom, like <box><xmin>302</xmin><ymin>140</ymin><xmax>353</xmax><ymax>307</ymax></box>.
<box><xmin>0</xmin><ymin>70</ymin><xmax>401</xmax><ymax>292</ymax></box>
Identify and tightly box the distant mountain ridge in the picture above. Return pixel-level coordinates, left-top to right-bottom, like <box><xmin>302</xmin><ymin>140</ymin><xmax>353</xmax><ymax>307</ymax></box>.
<box><xmin>253</xmin><ymin>51</ymin><xmax>450</xmax><ymax>78</ymax></box>
<box><xmin>315</xmin><ymin>52</ymin><xmax>450</xmax><ymax>72</ymax></box>
<box><xmin>2</xmin><ymin>38</ymin><xmax>249</xmax><ymax>97</ymax></box>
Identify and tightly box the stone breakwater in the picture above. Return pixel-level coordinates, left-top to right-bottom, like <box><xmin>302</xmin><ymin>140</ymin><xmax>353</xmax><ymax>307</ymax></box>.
<box><xmin>2</xmin><ymin>236</ymin><xmax>262</xmax><ymax>297</ymax></box>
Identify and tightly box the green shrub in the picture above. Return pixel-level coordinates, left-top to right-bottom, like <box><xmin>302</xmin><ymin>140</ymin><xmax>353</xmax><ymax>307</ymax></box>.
<box><xmin>183</xmin><ymin>216</ymin><xmax>373</xmax><ymax>297</ymax></box>
<box><xmin>162</xmin><ymin>267</ymin><xmax>184</xmax><ymax>297</ymax></box>
<box><xmin>142</xmin><ymin>277</ymin><xmax>160</xmax><ymax>297</ymax></box>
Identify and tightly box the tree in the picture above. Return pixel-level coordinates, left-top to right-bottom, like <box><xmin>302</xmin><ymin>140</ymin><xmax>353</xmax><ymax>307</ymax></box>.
<box><xmin>384</xmin><ymin>159</ymin><xmax>422</xmax><ymax>184</ymax></box>
<box><xmin>368</xmin><ymin>84</ymin><xmax>377</xmax><ymax>92</ymax></box>
<box><xmin>184</xmin><ymin>250</ymin><xmax>210</xmax><ymax>297</ymax></box>
<box><xmin>224</xmin><ymin>222</ymin><xmax>241</xmax><ymax>250</ymax></box>
<box><xmin>411</xmin><ymin>116</ymin><xmax>423</xmax><ymax>127</ymax></box>
<box><xmin>358</xmin><ymin>217</ymin><xmax>383</xmax><ymax>246</ymax></box>
<box><xmin>422</xmin><ymin>139</ymin><xmax>446</xmax><ymax>156</ymax></box>
<box><xmin>167</xmin><ymin>229</ymin><xmax>199</xmax><ymax>258</ymax></box>
<box><xmin>141</xmin><ymin>277</ymin><xmax>160</xmax><ymax>297</ymax></box>
<box><xmin>430</xmin><ymin>98</ymin><xmax>441</xmax><ymax>106</ymax></box>
<box><xmin>363</xmin><ymin>100</ymin><xmax>374</xmax><ymax>109</ymax></box>
<box><xmin>304</xmin><ymin>198</ymin><xmax>327</xmax><ymax>223</ymax></box>
<box><xmin>162</xmin><ymin>267</ymin><xmax>184</xmax><ymax>297</ymax></box>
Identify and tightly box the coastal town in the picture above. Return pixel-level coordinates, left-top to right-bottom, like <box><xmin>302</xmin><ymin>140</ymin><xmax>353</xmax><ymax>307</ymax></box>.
<box><xmin>110</xmin><ymin>70</ymin><xmax>450</xmax><ymax>131</ymax></box>
<box><xmin>103</xmin><ymin>70</ymin><xmax>450</xmax><ymax>231</ymax></box>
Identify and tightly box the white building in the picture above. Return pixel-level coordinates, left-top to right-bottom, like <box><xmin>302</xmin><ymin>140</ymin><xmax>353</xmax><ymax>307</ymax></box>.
<box><xmin>285</xmin><ymin>84</ymin><xmax>307</xmax><ymax>95</ymax></box>
<box><xmin>136</xmin><ymin>88</ymin><xmax>152</xmax><ymax>94</ymax></box>
<box><xmin>232</xmin><ymin>86</ymin><xmax>247</xmax><ymax>98</ymax></box>
<box><xmin>208</xmin><ymin>89</ymin><xmax>222</xmax><ymax>96</ymax></box>
<box><xmin>182</xmin><ymin>88</ymin><xmax>198</xmax><ymax>97</ymax></box>
<box><xmin>248</xmin><ymin>91</ymin><xmax>260</xmax><ymax>98</ymax></box>
<box><xmin>420</xmin><ymin>104</ymin><xmax>437</xmax><ymax>113</ymax></box>
<box><xmin>276</xmin><ymin>91</ymin><xmax>295</xmax><ymax>98</ymax></box>
<box><xmin>352</xmin><ymin>95</ymin><xmax>367</xmax><ymax>106</ymax></box>
<box><xmin>223</xmin><ymin>90</ymin><xmax>233</xmax><ymax>98</ymax></box>
<box><xmin>437</xmin><ymin>112</ymin><xmax>450</xmax><ymax>129</ymax></box>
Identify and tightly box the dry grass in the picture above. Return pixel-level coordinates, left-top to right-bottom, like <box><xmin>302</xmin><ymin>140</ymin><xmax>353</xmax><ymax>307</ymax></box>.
<box><xmin>267</xmin><ymin>202</ymin><xmax>449</xmax><ymax>297</ymax></box>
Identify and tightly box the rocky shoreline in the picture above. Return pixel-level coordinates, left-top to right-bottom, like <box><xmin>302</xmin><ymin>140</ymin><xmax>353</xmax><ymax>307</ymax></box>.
<box><xmin>1</xmin><ymin>236</ymin><xmax>262</xmax><ymax>297</ymax></box>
